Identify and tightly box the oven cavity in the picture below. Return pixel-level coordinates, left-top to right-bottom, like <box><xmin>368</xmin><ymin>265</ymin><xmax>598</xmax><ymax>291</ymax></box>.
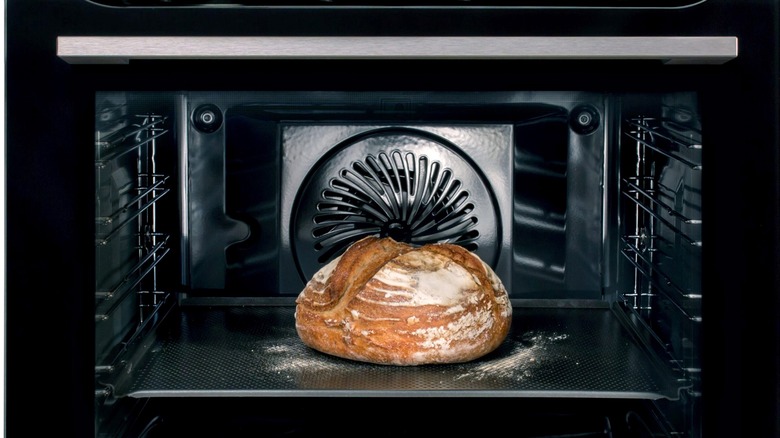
<box><xmin>93</xmin><ymin>90</ymin><xmax>703</xmax><ymax>438</ymax></box>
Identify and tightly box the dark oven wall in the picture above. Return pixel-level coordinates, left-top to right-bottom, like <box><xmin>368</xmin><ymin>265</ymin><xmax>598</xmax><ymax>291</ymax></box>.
<box><xmin>5</xmin><ymin>1</ymin><xmax>779</xmax><ymax>437</ymax></box>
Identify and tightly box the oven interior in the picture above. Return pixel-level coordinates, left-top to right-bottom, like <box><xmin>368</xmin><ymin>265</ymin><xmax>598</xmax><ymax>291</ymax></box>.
<box><xmin>94</xmin><ymin>90</ymin><xmax>702</xmax><ymax>437</ymax></box>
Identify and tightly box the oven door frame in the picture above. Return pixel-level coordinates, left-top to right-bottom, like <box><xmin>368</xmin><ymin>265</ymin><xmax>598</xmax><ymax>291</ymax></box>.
<box><xmin>5</xmin><ymin>1</ymin><xmax>779</xmax><ymax>437</ymax></box>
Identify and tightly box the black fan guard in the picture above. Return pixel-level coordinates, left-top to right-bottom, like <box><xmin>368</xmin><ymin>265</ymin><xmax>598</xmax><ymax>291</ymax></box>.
<box><xmin>291</xmin><ymin>127</ymin><xmax>501</xmax><ymax>283</ymax></box>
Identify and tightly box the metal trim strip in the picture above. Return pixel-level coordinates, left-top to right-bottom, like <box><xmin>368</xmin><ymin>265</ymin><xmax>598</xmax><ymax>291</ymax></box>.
<box><xmin>57</xmin><ymin>36</ymin><xmax>738</xmax><ymax>65</ymax></box>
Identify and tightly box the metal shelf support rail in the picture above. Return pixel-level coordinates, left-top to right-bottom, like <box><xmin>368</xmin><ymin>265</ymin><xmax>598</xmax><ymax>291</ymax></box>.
<box><xmin>621</xmin><ymin>116</ymin><xmax>702</xmax><ymax>314</ymax></box>
<box><xmin>95</xmin><ymin>176</ymin><xmax>170</xmax><ymax>246</ymax></box>
<box><xmin>618</xmin><ymin>114</ymin><xmax>703</xmax><ymax>401</ymax></box>
<box><xmin>137</xmin><ymin>115</ymin><xmax>166</xmax><ymax>319</ymax></box>
<box><xmin>95</xmin><ymin>113</ymin><xmax>173</xmax><ymax>365</ymax></box>
<box><xmin>96</xmin><ymin>236</ymin><xmax>171</xmax><ymax>300</ymax></box>
<box><xmin>621</xmin><ymin>179</ymin><xmax>701</xmax><ymax>248</ymax></box>
<box><xmin>95</xmin><ymin>117</ymin><xmax>168</xmax><ymax>167</ymax></box>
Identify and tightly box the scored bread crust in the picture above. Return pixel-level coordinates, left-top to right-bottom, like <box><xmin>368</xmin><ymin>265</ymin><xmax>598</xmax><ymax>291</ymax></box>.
<box><xmin>294</xmin><ymin>236</ymin><xmax>512</xmax><ymax>366</ymax></box>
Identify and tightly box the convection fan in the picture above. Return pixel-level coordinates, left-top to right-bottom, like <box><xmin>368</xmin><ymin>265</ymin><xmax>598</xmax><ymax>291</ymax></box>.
<box><xmin>291</xmin><ymin>127</ymin><xmax>501</xmax><ymax>282</ymax></box>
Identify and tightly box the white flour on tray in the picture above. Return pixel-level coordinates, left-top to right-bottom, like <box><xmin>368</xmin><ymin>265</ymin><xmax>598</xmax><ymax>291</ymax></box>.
<box><xmin>454</xmin><ymin>331</ymin><xmax>570</xmax><ymax>381</ymax></box>
<box><xmin>252</xmin><ymin>329</ymin><xmax>570</xmax><ymax>384</ymax></box>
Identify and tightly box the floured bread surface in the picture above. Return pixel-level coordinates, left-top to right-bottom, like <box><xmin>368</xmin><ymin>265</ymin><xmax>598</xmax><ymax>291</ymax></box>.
<box><xmin>294</xmin><ymin>236</ymin><xmax>512</xmax><ymax>366</ymax></box>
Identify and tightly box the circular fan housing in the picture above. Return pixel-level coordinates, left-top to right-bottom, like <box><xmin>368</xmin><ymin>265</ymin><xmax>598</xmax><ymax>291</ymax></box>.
<box><xmin>292</xmin><ymin>127</ymin><xmax>500</xmax><ymax>283</ymax></box>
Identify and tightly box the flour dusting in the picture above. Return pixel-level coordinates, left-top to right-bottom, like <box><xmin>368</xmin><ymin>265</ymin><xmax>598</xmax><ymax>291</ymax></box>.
<box><xmin>250</xmin><ymin>330</ymin><xmax>347</xmax><ymax>382</ymax></box>
<box><xmin>251</xmin><ymin>327</ymin><xmax>570</xmax><ymax>386</ymax></box>
<box><xmin>454</xmin><ymin>331</ymin><xmax>570</xmax><ymax>381</ymax></box>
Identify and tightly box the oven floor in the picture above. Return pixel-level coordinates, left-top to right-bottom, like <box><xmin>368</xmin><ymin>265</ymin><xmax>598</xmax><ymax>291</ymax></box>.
<box><xmin>120</xmin><ymin>305</ymin><xmax>682</xmax><ymax>399</ymax></box>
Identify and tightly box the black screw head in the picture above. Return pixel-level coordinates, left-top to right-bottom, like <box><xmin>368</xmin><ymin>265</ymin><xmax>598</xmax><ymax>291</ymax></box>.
<box><xmin>569</xmin><ymin>104</ymin><xmax>600</xmax><ymax>135</ymax></box>
<box><xmin>192</xmin><ymin>104</ymin><xmax>223</xmax><ymax>134</ymax></box>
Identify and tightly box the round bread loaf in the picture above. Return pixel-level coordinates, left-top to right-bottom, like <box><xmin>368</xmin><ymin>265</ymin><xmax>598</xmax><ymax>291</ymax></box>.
<box><xmin>294</xmin><ymin>236</ymin><xmax>512</xmax><ymax>365</ymax></box>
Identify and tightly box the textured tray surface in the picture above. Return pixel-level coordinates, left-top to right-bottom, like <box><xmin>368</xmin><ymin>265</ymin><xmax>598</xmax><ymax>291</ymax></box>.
<box><xmin>123</xmin><ymin>306</ymin><xmax>680</xmax><ymax>399</ymax></box>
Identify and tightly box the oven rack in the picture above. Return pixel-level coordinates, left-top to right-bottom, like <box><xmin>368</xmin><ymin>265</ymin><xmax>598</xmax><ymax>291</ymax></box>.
<box><xmin>616</xmin><ymin>115</ymin><xmax>702</xmax><ymax>394</ymax></box>
<box><xmin>623</xmin><ymin>118</ymin><xmax>701</xmax><ymax>170</ymax></box>
<box><xmin>619</xmin><ymin>116</ymin><xmax>702</xmax><ymax>314</ymax></box>
<box><xmin>95</xmin><ymin>172</ymin><xmax>171</xmax><ymax>320</ymax></box>
<box><xmin>109</xmin><ymin>304</ymin><xmax>685</xmax><ymax>401</ymax></box>
<box><xmin>620</xmin><ymin>177</ymin><xmax>701</xmax><ymax>248</ymax></box>
<box><xmin>620</xmin><ymin>237</ymin><xmax>700</xmax><ymax>314</ymax></box>
<box><xmin>95</xmin><ymin>174</ymin><xmax>170</xmax><ymax>246</ymax></box>
<box><xmin>95</xmin><ymin>116</ymin><xmax>168</xmax><ymax>167</ymax></box>
<box><xmin>96</xmin><ymin>235</ymin><xmax>170</xmax><ymax>309</ymax></box>
<box><xmin>95</xmin><ymin>113</ymin><xmax>173</xmax><ymax>369</ymax></box>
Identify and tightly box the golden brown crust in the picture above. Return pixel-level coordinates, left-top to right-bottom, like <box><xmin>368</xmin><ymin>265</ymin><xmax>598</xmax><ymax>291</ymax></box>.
<box><xmin>295</xmin><ymin>236</ymin><xmax>512</xmax><ymax>366</ymax></box>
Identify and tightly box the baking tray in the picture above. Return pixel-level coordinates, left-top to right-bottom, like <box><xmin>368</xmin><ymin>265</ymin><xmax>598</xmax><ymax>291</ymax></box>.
<box><xmin>119</xmin><ymin>305</ymin><xmax>683</xmax><ymax>399</ymax></box>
